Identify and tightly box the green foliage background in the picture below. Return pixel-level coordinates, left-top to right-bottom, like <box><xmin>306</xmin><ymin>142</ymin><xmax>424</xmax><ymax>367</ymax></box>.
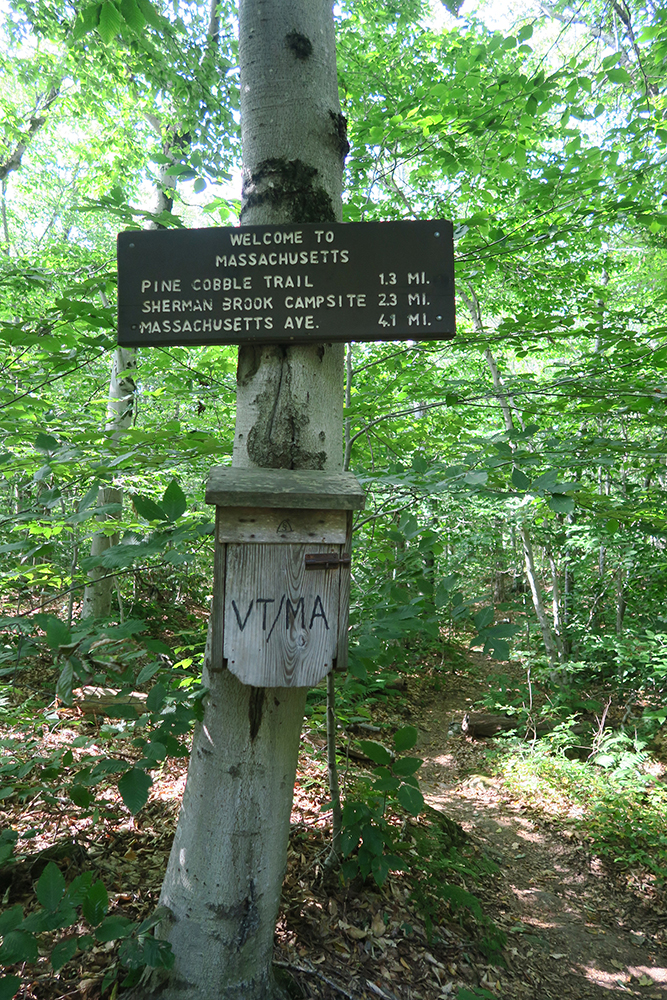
<box><xmin>1</xmin><ymin>0</ymin><xmax>667</xmax><ymax>990</ymax></box>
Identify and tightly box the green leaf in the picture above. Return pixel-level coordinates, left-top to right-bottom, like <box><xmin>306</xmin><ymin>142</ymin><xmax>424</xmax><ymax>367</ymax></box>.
<box><xmin>370</xmin><ymin>854</ymin><xmax>392</xmax><ymax>887</ymax></box>
<box><xmin>132</xmin><ymin>494</ymin><xmax>167</xmax><ymax>521</ymax></box>
<box><xmin>56</xmin><ymin>660</ymin><xmax>74</xmax><ymax>706</ymax></box>
<box><xmin>146</xmin><ymin>682</ymin><xmax>167</xmax><ymax>712</ymax></box>
<box><xmin>41</xmin><ymin>902</ymin><xmax>78</xmax><ymax>932</ymax></box>
<box><xmin>393</xmin><ymin>756</ymin><xmax>423</xmax><ymax>777</ymax></box>
<box><xmin>340</xmin><ymin>858</ymin><xmax>358</xmax><ymax>881</ymax></box>
<box><xmin>161</xmin><ymin>479</ymin><xmax>187</xmax><ymax>522</ymax></box>
<box><xmin>104</xmin><ymin>703</ymin><xmax>140</xmax><ymax>721</ymax></box>
<box><xmin>0</xmin><ymin>976</ymin><xmax>21</xmax><ymax>1000</ymax></box>
<box><xmin>372</xmin><ymin>768</ymin><xmax>400</xmax><ymax>792</ymax></box>
<box><xmin>82</xmin><ymin>880</ymin><xmax>108</xmax><ymax>925</ymax></box>
<box><xmin>474</xmin><ymin>607</ymin><xmax>494</xmax><ymax>630</ymax></box>
<box><xmin>69</xmin><ymin>784</ymin><xmax>93</xmax><ymax>808</ymax></box>
<box><xmin>35</xmin><ymin>432</ymin><xmax>59</xmax><ymax>454</ymax></box>
<box><xmin>144</xmin><ymin>741</ymin><xmax>167</xmax><ymax>762</ymax></box>
<box><xmin>0</xmin><ymin>930</ymin><xmax>38</xmax><ymax>965</ymax></box>
<box><xmin>119</xmin><ymin>934</ymin><xmax>174</xmax><ymax>970</ymax></box>
<box><xmin>548</xmin><ymin>495</ymin><xmax>575</xmax><ymax>514</ymax></box>
<box><xmin>486</xmin><ymin>638</ymin><xmax>510</xmax><ymax>661</ymax></box>
<box><xmin>77</xmin><ymin>484</ymin><xmax>99</xmax><ymax>512</ymax></box>
<box><xmin>357</xmin><ymin>740</ymin><xmax>392</xmax><ymax>766</ymax></box>
<box><xmin>118</xmin><ymin>768</ymin><xmax>152</xmax><ymax>814</ymax></box>
<box><xmin>193</xmin><ymin>177</ymin><xmax>207</xmax><ymax>194</ymax></box>
<box><xmin>95</xmin><ymin>915</ymin><xmax>134</xmax><ymax>941</ymax></box>
<box><xmin>136</xmin><ymin>661</ymin><xmax>162</xmax><ymax>684</ymax></box>
<box><xmin>36</xmin><ymin>862</ymin><xmax>66</xmax><ymax>911</ymax></box>
<box><xmin>342</xmin><ymin>799</ymin><xmax>371</xmax><ymax>826</ymax></box>
<box><xmin>136</xmin><ymin>0</ymin><xmax>164</xmax><ymax>27</ymax></box>
<box><xmin>347</xmin><ymin>658</ymin><xmax>368</xmax><ymax>681</ymax></box>
<box><xmin>397</xmin><ymin>783</ymin><xmax>425</xmax><ymax>816</ymax></box>
<box><xmin>51</xmin><ymin>937</ymin><xmax>77</xmax><ymax>971</ymax></box>
<box><xmin>0</xmin><ymin>906</ymin><xmax>23</xmax><ymax>935</ymax></box>
<box><xmin>607</xmin><ymin>67</ymin><xmax>631</xmax><ymax>84</ymax></box>
<box><xmin>98</xmin><ymin>0</ymin><xmax>122</xmax><ymax>42</ymax></box>
<box><xmin>141</xmin><ymin>638</ymin><xmax>173</xmax><ymax>656</ymax></box>
<box><xmin>532</xmin><ymin>469</ymin><xmax>558</xmax><ymax>491</ymax></box>
<box><xmin>360</xmin><ymin>823</ymin><xmax>384</xmax><ymax>856</ymax></box>
<box><xmin>434</xmin><ymin>578</ymin><xmax>455</xmax><ymax>608</ymax></box>
<box><xmin>17</xmin><ymin>909</ymin><xmax>48</xmax><ymax>933</ymax></box>
<box><xmin>393</xmin><ymin>725</ymin><xmax>418</xmax><ymax>753</ymax></box>
<box><xmin>119</xmin><ymin>0</ymin><xmax>145</xmax><ymax>31</ymax></box>
<box><xmin>340</xmin><ymin>827</ymin><xmax>360</xmax><ymax>857</ymax></box>
<box><xmin>34</xmin><ymin>614</ymin><xmax>71</xmax><ymax>651</ymax></box>
<box><xmin>64</xmin><ymin>873</ymin><xmax>94</xmax><ymax>906</ymax></box>
<box><xmin>71</xmin><ymin>4</ymin><xmax>100</xmax><ymax>39</ymax></box>
<box><xmin>484</xmin><ymin>623</ymin><xmax>518</xmax><ymax>640</ymax></box>
<box><xmin>0</xmin><ymin>830</ymin><xmax>16</xmax><ymax>868</ymax></box>
<box><xmin>511</xmin><ymin>467</ymin><xmax>531</xmax><ymax>490</ymax></box>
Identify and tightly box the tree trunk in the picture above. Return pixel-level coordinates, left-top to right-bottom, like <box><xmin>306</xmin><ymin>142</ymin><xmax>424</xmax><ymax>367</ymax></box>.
<box><xmin>474</xmin><ymin>324</ymin><xmax>561</xmax><ymax>671</ymax></box>
<box><xmin>81</xmin><ymin>347</ymin><xmax>136</xmax><ymax>619</ymax></box>
<box><xmin>520</xmin><ymin>524</ymin><xmax>560</xmax><ymax>672</ymax></box>
<box><xmin>547</xmin><ymin>550</ymin><xmax>565</xmax><ymax>663</ymax></box>
<box><xmin>149</xmin><ymin>3</ymin><xmax>345</xmax><ymax>997</ymax></box>
<box><xmin>493</xmin><ymin>519</ymin><xmax>507</xmax><ymax>605</ymax></box>
<box><xmin>326</xmin><ymin>341</ymin><xmax>354</xmax><ymax>865</ymax></box>
<box><xmin>563</xmin><ymin>558</ymin><xmax>574</xmax><ymax>654</ymax></box>
<box><xmin>615</xmin><ymin>563</ymin><xmax>627</xmax><ymax>635</ymax></box>
<box><xmin>326</xmin><ymin>669</ymin><xmax>343</xmax><ymax>864</ymax></box>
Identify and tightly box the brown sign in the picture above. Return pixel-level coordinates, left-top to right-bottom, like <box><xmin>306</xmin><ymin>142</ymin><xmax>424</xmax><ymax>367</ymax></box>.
<box><xmin>117</xmin><ymin>220</ymin><xmax>455</xmax><ymax>347</ymax></box>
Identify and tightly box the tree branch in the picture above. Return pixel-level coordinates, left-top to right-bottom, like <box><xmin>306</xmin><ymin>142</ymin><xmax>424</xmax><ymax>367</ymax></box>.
<box><xmin>0</xmin><ymin>86</ymin><xmax>60</xmax><ymax>181</ymax></box>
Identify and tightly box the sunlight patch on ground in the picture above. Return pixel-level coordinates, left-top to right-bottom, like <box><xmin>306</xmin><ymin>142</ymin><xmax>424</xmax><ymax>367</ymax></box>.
<box><xmin>626</xmin><ymin>964</ymin><xmax>667</xmax><ymax>985</ymax></box>
<box><xmin>148</xmin><ymin>766</ymin><xmax>186</xmax><ymax>803</ymax></box>
<box><xmin>582</xmin><ymin>961</ymin><xmax>667</xmax><ymax>992</ymax></box>
<box><xmin>430</xmin><ymin>753</ymin><xmax>456</xmax><ymax>768</ymax></box>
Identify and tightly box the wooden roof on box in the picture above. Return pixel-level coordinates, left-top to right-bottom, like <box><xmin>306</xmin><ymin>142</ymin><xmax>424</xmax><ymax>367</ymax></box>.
<box><xmin>205</xmin><ymin>467</ymin><xmax>366</xmax><ymax>510</ymax></box>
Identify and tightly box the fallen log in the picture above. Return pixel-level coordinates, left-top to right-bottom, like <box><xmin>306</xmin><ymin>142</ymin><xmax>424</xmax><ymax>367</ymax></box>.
<box><xmin>461</xmin><ymin>712</ymin><xmax>591</xmax><ymax>740</ymax></box>
<box><xmin>72</xmin><ymin>686</ymin><xmax>148</xmax><ymax>716</ymax></box>
<box><xmin>461</xmin><ymin>713</ymin><xmax>521</xmax><ymax>738</ymax></box>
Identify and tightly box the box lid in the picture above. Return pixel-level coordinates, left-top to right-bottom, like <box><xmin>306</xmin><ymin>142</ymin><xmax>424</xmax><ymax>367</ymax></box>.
<box><xmin>205</xmin><ymin>467</ymin><xmax>366</xmax><ymax>510</ymax></box>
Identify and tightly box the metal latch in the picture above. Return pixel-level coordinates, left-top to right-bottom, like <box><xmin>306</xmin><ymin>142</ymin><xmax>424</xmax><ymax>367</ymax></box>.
<box><xmin>305</xmin><ymin>552</ymin><xmax>351</xmax><ymax>570</ymax></box>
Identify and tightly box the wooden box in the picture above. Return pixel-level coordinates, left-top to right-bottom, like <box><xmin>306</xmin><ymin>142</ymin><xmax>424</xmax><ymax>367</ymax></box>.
<box><xmin>205</xmin><ymin>468</ymin><xmax>365</xmax><ymax>688</ymax></box>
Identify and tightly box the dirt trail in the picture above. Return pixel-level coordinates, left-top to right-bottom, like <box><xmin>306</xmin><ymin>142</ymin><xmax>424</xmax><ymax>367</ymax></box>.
<box><xmin>412</xmin><ymin>676</ymin><xmax>667</xmax><ymax>999</ymax></box>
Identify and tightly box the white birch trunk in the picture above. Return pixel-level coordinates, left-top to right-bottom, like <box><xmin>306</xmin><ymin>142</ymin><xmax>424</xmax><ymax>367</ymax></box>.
<box><xmin>477</xmin><ymin>332</ymin><xmax>561</xmax><ymax>670</ymax></box>
<box><xmin>149</xmin><ymin>3</ymin><xmax>345</xmax><ymax>997</ymax></box>
<box><xmin>521</xmin><ymin>525</ymin><xmax>560</xmax><ymax>671</ymax></box>
<box><xmin>548</xmin><ymin>551</ymin><xmax>565</xmax><ymax>663</ymax></box>
<box><xmin>615</xmin><ymin>564</ymin><xmax>627</xmax><ymax>635</ymax></box>
<box><xmin>81</xmin><ymin>347</ymin><xmax>136</xmax><ymax>619</ymax></box>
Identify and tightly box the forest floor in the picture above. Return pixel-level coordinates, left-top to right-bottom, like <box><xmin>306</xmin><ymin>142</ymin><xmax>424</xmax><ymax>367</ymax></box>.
<box><xmin>2</xmin><ymin>651</ymin><xmax>667</xmax><ymax>999</ymax></box>
<box><xmin>413</xmin><ymin>664</ymin><xmax>667</xmax><ymax>1000</ymax></box>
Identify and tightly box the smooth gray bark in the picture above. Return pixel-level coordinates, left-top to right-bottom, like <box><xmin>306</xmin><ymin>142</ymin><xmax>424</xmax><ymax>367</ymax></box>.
<box><xmin>521</xmin><ymin>525</ymin><xmax>560</xmax><ymax>671</ymax></box>
<box><xmin>485</xmin><ymin>348</ymin><xmax>560</xmax><ymax>669</ymax></box>
<box><xmin>474</xmin><ymin>324</ymin><xmax>561</xmax><ymax>671</ymax></box>
<box><xmin>548</xmin><ymin>550</ymin><xmax>565</xmax><ymax>663</ymax></box>
<box><xmin>148</xmin><ymin>3</ymin><xmax>345</xmax><ymax>998</ymax></box>
<box><xmin>81</xmin><ymin>347</ymin><xmax>136</xmax><ymax>619</ymax></box>
<box><xmin>152</xmin><ymin>667</ymin><xmax>307</xmax><ymax>1000</ymax></box>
